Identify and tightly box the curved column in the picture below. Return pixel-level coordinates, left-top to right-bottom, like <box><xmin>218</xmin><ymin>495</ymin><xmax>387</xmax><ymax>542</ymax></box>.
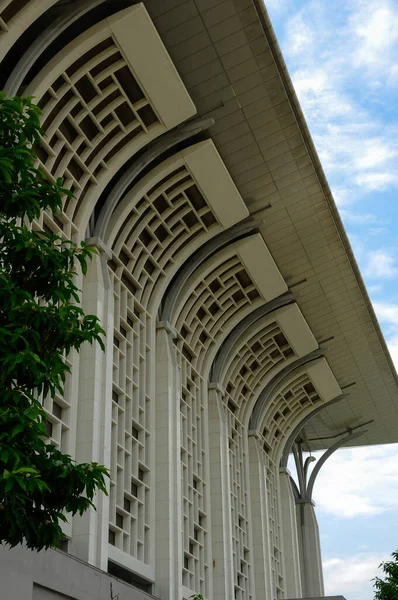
<box><xmin>154</xmin><ymin>323</ymin><xmax>183</xmax><ymax>600</ymax></box>
<box><xmin>160</xmin><ymin>222</ymin><xmax>284</xmax><ymax>324</ymax></box>
<box><xmin>279</xmin><ymin>467</ymin><xmax>302</xmax><ymax>598</ymax></box>
<box><xmin>292</xmin><ymin>430</ymin><xmax>366</xmax><ymax>598</ymax></box>
<box><xmin>207</xmin><ymin>384</ymin><xmax>234</xmax><ymax>600</ymax></box>
<box><xmin>247</xmin><ymin>434</ymin><xmax>274</xmax><ymax>600</ymax></box>
<box><xmin>4</xmin><ymin>0</ymin><xmax>108</xmax><ymax>95</ymax></box>
<box><xmin>72</xmin><ymin>238</ymin><xmax>113</xmax><ymax>570</ymax></box>
<box><xmin>0</xmin><ymin>0</ymin><xmax>58</xmax><ymax>61</ymax></box>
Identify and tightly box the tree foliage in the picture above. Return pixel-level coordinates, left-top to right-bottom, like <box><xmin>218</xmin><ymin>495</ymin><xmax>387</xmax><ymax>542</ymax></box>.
<box><xmin>0</xmin><ymin>93</ymin><xmax>108</xmax><ymax>551</ymax></box>
<box><xmin>373</xmin><ymin>550</ymin><xmax>398</xmax><ymax>600</ymax></box>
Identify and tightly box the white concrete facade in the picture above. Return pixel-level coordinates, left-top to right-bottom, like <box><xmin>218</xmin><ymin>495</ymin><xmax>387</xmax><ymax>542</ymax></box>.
<box><xmin>0</xmin><ymin>2</ymin><xmax>397</xmax><ymax>600</ymax></box>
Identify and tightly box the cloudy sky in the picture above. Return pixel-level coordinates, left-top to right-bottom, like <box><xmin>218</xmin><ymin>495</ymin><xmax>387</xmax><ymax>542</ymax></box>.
<box><xmin>265</xmin><ymin>1</ymin><xmax>398</xmax><ymax>598</ymax></box>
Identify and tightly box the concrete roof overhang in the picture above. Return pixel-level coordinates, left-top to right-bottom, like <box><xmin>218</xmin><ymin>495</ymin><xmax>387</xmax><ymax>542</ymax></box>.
<box><xmin>144</xmin><ymin>0</ymin><xmax>398</xmax><ymax>449</ymax></box>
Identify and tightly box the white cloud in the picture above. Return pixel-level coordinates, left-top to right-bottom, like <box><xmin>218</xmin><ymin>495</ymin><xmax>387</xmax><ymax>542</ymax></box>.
<box><xmin>373</xmin><ymin>301</ymin><xmax>398</xmax><ymax>326</ymax></box>
<box><xmin>363</xmin><ymin>249</ymin><xmax>398</xmax><ymax>279</ymax></box>
<box><xmin>372</xmin><ymin>301</ymin><xmax>398</xmax><ymax>366</ymax></box>
<box><xmin>285</xmin><ymin>13</ymin><xmax>315</xmax><ymax>56</ymax></box>
<box><xmin>350</xmin><ymin>1</ymin><xmax>398</xmax><ymax>76</ymax></box>
<box><xmin>264</xmin><ymin>0</ymin><xmax>292</xmax><ymax>17</ymax></box>
<box><xmin>367</xmin><ymin>284</ymin><xmax>383</xmax><ymax>295</ymax></box>
<box><xmin>339</xmin><ymin>209</ymin><xmax>384</xmax><ymax>226</ymax></box>
<box><xmin>323</xmin><ymin>552</ymin><xmax>387</xmax><ymax>600</ymax></box>
<box><xmin>277</xmin><ymin>0</ymin><xmax>398</xmax><ymax>204</ymax></box>
<box><xmin>356</xmin><ymin>171</ymin><xmax>398</xmax><ymax>191</ymax></box>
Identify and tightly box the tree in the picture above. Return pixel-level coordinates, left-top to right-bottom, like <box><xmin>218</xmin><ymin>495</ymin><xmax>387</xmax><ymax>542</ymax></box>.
<box><xmin>0</xmin><ymin>93</ymin><xmax>108</xmax><ymax>551</ymax></box>
<box><xmin>373</xmin><ymin>550</ymin><xmax>398</xmax><ymax>600</ymax></box>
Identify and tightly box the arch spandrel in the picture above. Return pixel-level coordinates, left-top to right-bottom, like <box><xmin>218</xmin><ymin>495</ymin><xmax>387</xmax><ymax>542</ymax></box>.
<box><xmin>254</xmin><ymin>357</ymin><xmax>342</xmax><ymax>466</ymax></box>
<box><xmin>171</xmin><ymin>234</ymin><xmax>287</xmax><ymax>376</ymax></box>
<box><xmin>0</xmin><ymin>0</ymin><xmax>58</xmax><ymax>60</ymax></box>
<box><xmin>24</xmin><ymin>4</ymin><xmax>196</xmax><ymax>238</ymax></box>
<box><xmin>213</xmin><ymin>303</ymin><xmax>319</xmax><ymax>425</ymax></box>
<box><xmin>104</xmin><ymin>140</ymin><xmax>249</xmax><ymax>314</ymax></box>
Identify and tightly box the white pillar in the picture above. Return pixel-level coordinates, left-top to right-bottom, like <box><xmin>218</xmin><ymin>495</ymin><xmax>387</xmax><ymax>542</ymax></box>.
<box><xmin>154</xmin><ymin>324</ymin><xmax>183</xmax><ymax>600</ymax></box>
<box><xmin>296</xmin><ymin>500</ymin><xmax>324</xmax><ymax>598</ymax></box>
<box><xmin>208</xmin><ymin>385</ymin><xmax>234</xmax><ymax>600</ymax></box>
<box><xmin>279</xmin><ymin>468</ymin><xmax>302</xmax><ymax>598</ymax></box>
<box><xmin>72</xmin><ymin>238</ymin><xmax>113</xmax><ymax>570</ymax></box>
<box><xmin>248</xmin><ymin>435</ymin><xmax>273</xmax><ymax>600</ymax></box>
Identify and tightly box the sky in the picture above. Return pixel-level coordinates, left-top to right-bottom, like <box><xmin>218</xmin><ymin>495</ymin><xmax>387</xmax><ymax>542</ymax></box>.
<box><xmin>265</xmin><ymin>1</ymin><xmax>398</xmax><ymax>599</ymax></box>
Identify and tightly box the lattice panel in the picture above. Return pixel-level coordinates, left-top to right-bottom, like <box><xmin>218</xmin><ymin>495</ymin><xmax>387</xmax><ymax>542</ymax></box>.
<box><xmin>218</xmin><ymin>325</ymin><xmax>294</xmax><ymax>600</ymax></box>
<box><xmin>175</xmin><ymin>257</ymin><xmax>261</xmax><ymax>372</ymax></box>
<box><xmin>179</xmin><ymin>352</ymin><xmax>209</xmax><ymax>596</ymax></box>
<box><xmin>174</xmin><ymin>257</ymin><xmax>264</xmax><ymax>597</ymax></box>
<box><xmin>261</xmin><ymin>446</ymin><xmax>284</xmax><ymax>600</ymax></box>
<box><xmin>261</xmin><ymin>374</ymin><xmax>321</xmax><ymax>464</ymax></box>
<box><xmin>108</xmin><ymin>268</ymin><xmax>151</xmax><ymax>564</ymax></box>
<box><xmin>30</xmin><ymin>205</ymin><xmax>78</xmax><ymax>456</ymax></box>
<box><xmin>42</xmin><ymin>353</ymin><xmax>73</xmax><ymax>453</ymax></box>
<box><xmin>223</xmin><ymin>323</ymin><xmax>294</xmax><ymax>420</ymax></box>
<box><xmin>34</xmin><ymin>36</ymin><xmax>160</xmax><ymax>231</ymax></box>
<box><xmin>259</xmin><ymin>373</ymin><xmax>322</xmax><ymax>599</ymax></box>
<box><xmin>112</xmin><ymin>165</ymin><xmax>219</xmax><ymax>307</ymax></box>
<box><xmin>225</xmin><ymin>403</ymin><xmax>252</xmax><ymax>600</ymax></box>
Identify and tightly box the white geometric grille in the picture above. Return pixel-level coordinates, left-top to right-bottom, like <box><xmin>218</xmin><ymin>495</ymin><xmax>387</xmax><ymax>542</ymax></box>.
<box><xmin>260</xmin><ymin>373</ymin><xmax>322</xmax><ymax>600</ymax></box>
<box><xmin>108</xmin><ymin>261</ymin><xmax>151</xmax><ymax>563</ymax></box>
<box><xmin>179</xmin><ymin>353</ymin><xmax>209</xmax><ymax>596</ymax></box>
<box><xmin>261</xmin><ymin>374</ymin><xmax>321</xmax><ymax>464</ymax></box>
<box><xmin>175</xmin><ymin>256</ymin><xmax>264</xmax><ymax>597</ymax></box>
<box><xmin>42</xmin><ymin>353</ymin><xmax>73</xmax><ymax>454</ymax></box>
<box><xmin>111</xmin><ymin>164</ymin><xmax>219</xmax><ymax>308</ymax></box>
<box><xmin>223</xmin><ymin>323</ymin><xmax>294</xmax><ymax>419</ymax></box>
<box><xmin>34</xmin><ymin>36</ymin><xmax>160</xmax><ymax>234</ymax></box>
<box><xmin>175</xmin><ymin>257</ymin><xmax>261</xmax><ymax>372</ymax></box>
<box><xmin>31</xmin><ymin>206</ymin><xmax>78</xmax><ymax>458</ymax></box>
<box><xmin>226</xmin><ymin>403</ymin><xmax>252</xmax><ymax>600</ymax></box>
<box><xmin>221</xmin><ymin>324</ymin><xmax>294</xmax><ymax>600</ymax></box>
<box><xmin>106</xmin><ymin>159</ymin><xmax>222</xmax><ymax>571</ymax></box>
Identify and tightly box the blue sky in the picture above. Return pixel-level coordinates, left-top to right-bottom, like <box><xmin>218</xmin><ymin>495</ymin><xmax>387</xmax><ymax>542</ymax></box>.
<box><xmin>265</xmin><ymin>1</ymin><xmax>398</xmax><ymax>598</ymax></box>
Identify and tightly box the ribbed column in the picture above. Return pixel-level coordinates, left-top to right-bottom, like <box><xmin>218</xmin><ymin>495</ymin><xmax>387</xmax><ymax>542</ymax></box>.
<box><xmin>248</xmin><ymin>435</ymin><xmax>273</xmax><ymax>600</ymax></box>
<box><xmin>279</xmin><ymin>468</ymin><xmax>302</xmax><ymax>598</ymax></box>
<box><xmin>72</xmin><ymin>238</ymin><xmax>113</xmax><ymax>570</ymax></box>
<box><xmin>296</xmin><ymin>500</ymin><xmax>324</xmax><ymax>597</ymax></box>
<box><xmin>208</xmin><ymin>384</ymin><xmax>234</xmax><ymax>600</ymax></box>
<box><xmin>154</xmin><ymin>323</ymin><xmax>183</xmax><ymax>600</ymax></box>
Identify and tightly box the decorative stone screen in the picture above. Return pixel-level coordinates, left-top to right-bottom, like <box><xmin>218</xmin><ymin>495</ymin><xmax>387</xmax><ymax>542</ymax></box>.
<box><xmin>223</xmin><ymin>323</ymin><xmax>294</xmax><ymax>416</ymax></box>
<box><xmin>106</xmin><ymin>158</ymin><xmax>221</xmax><ymax>573</ymax></box>
<box><xmin>34</xmin><ymin>36</ymin><xmax>160</xmax><ymax>233</ymax></box>
<box><xmin>111</xmin><ymin>164</ymin><xmax>219</xmax><ymax>308</ymax></box>
<box><xmin>221</xmin><ymin>322</ymin><xmax>295</xmax><ymax>600</ymax></box>
<box><xmin>108</xmin><ymin>261</ymin><xmax>152</xmax><ymax>563</ymax></box>
<box><xmin>174</xmin><ymin>254</ymin><xmax>265</xmax><ymax>598</ymax></box>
